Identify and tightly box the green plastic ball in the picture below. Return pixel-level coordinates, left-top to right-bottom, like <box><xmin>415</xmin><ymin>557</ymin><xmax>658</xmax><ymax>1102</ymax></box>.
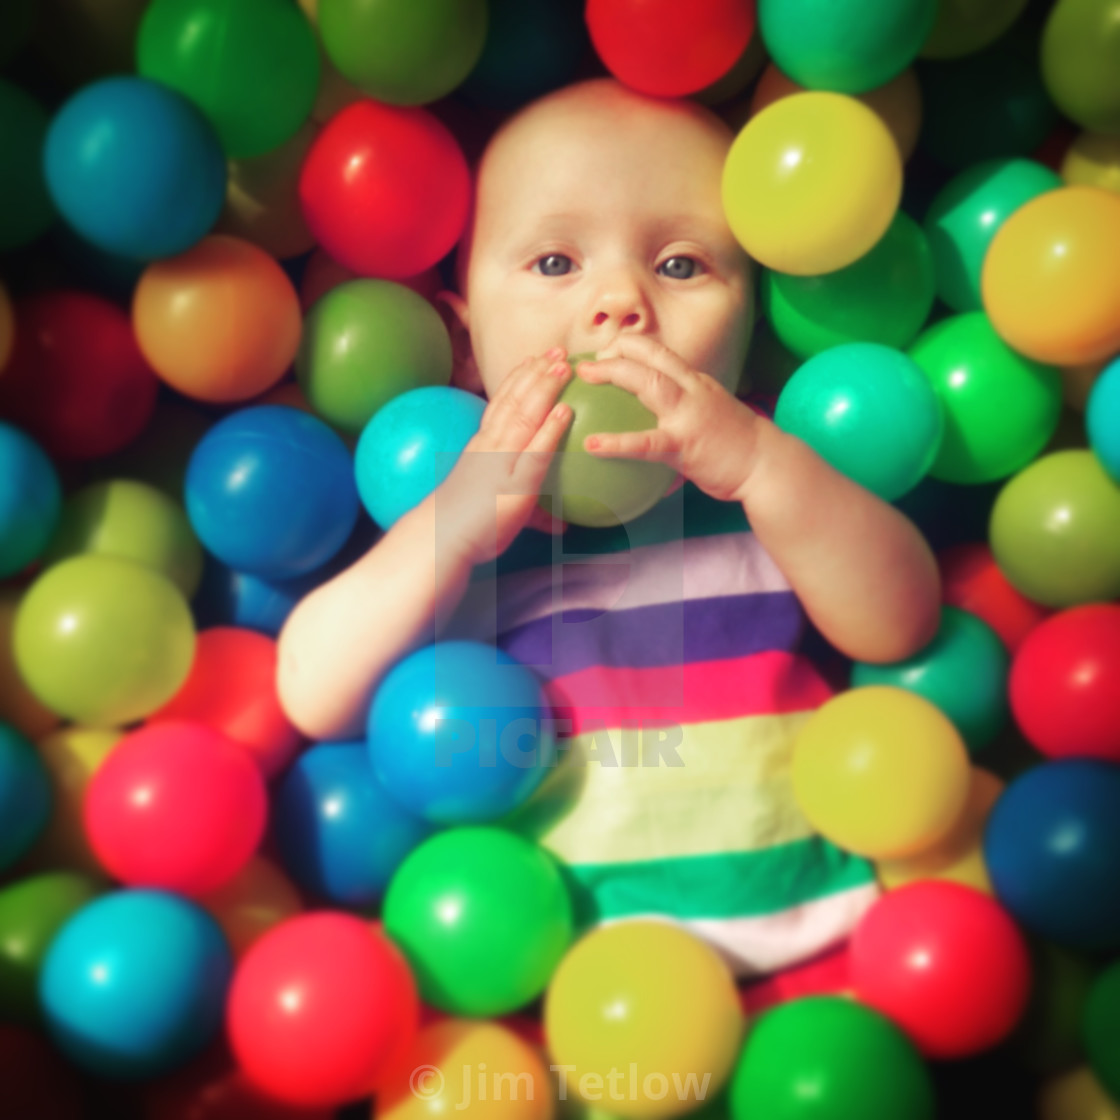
<box><xmin>42</xmin><ymin>479</ymin><xmax>204</xmax><ymax>598</ymax></box>
<box><xmin>319</xmin><ymin>0</ymin><xmax>488</xmax><ymax>106</ymax></box>
<box><xmin>908</xmin><ymin>312</ymin><xmax>1062</xmax><ymax>484</ymax></box>
<box><xmin>852</xmin><ymin>605</ymin><xmax>1010</xmax><ymax>752</ymax></box>
<box><xmin>774</xmin><ymin>342</ymin><xmax>944</xmax><ymax>501</ymax></box>
<box><xmin>920</xmin><ymin>0</ymin><xmax>1029</xmax><ymax>59</ymax></box>
<box><xmin>1084</xmin><ymin>960</ymin><xmax>1120</xmax><ymax>1102</ymax></box>
<box><xmin>12</xmin><ymin>554</ymin><xmax>196</xmax><ymax>727</ymax></box>
<box><xmin>989</xmin><ymin>450</ymin><xmax>1120</xmax><ymax>608</ymax></box>
<box><xmin>763</xmin><ymin>211</ymin><xmax>935</xmax><ymax>360</ymax></box>
<box><xmin>0</xmin><ymin>872</ymin><xmax>103</xmax><ymax>1025</ymax></box>
<box><xmin>382</xmin><ymin>827</ymin><xmax>573</xmax><ymax>1017</ymax></box>
<box><xmin>137</xmin><ymin>0</ymin><xmax>320</xmax><ymax>158</ymax></box>
<box><xmin>729</xmin><ymin>997</ymin><xmax>935</xmax><ymax>1120</ymax></box>
<box><xmin>0</xmin><ymin>80</ymin><xmax>55</xmax><ymax>252</ymax></box>
<box><xmin>296</xmin><ymin>279</ymin><xmax>452</xmax><ymax>435</ymax></box>
<box><xmin>539</xmin><ymin>355</ymin><xmax>676</xmax><ymax>528</ymax></box>
<box><xmin>923</xmin><ymin>159</ymin><xmax>1062</xmax><ymax>313</ymax></box>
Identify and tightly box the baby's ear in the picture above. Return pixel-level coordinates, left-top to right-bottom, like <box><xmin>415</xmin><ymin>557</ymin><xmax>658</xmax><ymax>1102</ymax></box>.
<box><xmin>435</xmin><ymin>290</ymin><xmax>484</xmax><ymax>397</ymax></box>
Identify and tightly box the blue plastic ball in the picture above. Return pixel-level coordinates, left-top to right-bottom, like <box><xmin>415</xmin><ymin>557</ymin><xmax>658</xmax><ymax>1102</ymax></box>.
<box><xmin>43</xmin><ymin>76</ymin><xmax>225</xmax><ymax>261</ymax></box>
<box><xmin>368</xmin><ymin>640</ymin><xmax>556</xmax><ymax>825</ymax></box>
<box><xmin>1087</xmin><ymin>356</ymin><xmax>1120</xmax><ymax>484</ymax></box>
<box><xmin>185</xmin><ymin>405</ymin><xmax>358</xmax><ymax>580</ymax></box>
<box><xmin>39</xmin><ymin>890</ymin><xmax>232</xmax><ymax>1079</ymax></box>
<box><xmin>0</xmin><ymin>721</ymin><xmax>52</xmax><ymax>873</ymax></box>
<box><xmin>0</xmin><ymin>421</ymin><xmax>61</xmax><ymax>579</ymax></box>
<box><xmin>774</xmin><ymin>342</ymin><xmax>944</xmax><ymax>501</ymax></box>
<box><xmin>355</xmin><ymin>385</ymin><xmax>485</xmax><ymax>530</ymax></box>
<box><xmin>984</xmin><ymin>760</ymin><xmax>1120</xmax><ymax>952</ymax></box>
<box><xmin>272</xmin><ymin>740</ymin><xmax>432</xmax><ymax>909</ymax></box>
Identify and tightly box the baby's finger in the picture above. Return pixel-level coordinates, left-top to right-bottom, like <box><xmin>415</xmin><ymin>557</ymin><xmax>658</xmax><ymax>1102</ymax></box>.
<box><xmin>576</xmin><ymin>354</ymin><xmax>683</xmax><ymax>415</ymax></box>
<box><xmin>584</xmin><ymin>426</ymin><xmax>681</xmax><ymax>466</ymax></box>
<box><xmin>491</xmin><ymin>359</ymin><xmax>570</xmax><ymax>449</ymax></box>
<box><xmin>524</xmin><ymin>504</ymin><xmax>568</xmax><ymax>535</ymax></box>
<box><xmin>595</xmin><ymin>334</ymin><xmax>692</xmax><ymax>381</ymax></box>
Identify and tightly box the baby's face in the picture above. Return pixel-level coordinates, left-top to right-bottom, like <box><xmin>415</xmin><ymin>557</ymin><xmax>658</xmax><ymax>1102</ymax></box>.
<box><xmin>459</xmin><ymin>83</ymin><xmax>754</xmax><ymax>397</ymax></box>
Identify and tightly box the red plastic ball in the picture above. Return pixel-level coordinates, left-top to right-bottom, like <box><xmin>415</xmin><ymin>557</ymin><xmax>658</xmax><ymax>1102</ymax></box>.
<box><xmin>1008</xmin><ymin>603</ymin><xmax>1120</xmax><ymax>762</ymax></box>
<box><xmin>226</xmin><ymin>912</ymin><xmax>419</xmax><ymax>1108</ymax></box>
<box><xmin>148</xmin><ymin>627</ymin><xmax>303</xmax><ymax>779</ymax></box>
<box><xmin>938</xmin><ymin>542</ymin><xmax>1051</xmax><ymax>654</ymax></box>
<box><xmin>850</xmin><ymin>880</ymin><xmax>1031</xmax><ymax>1059</ymax></box>
<box><xmin>84</xmin><ymin>720</ymin><xmax>267</xmax><ymax>896</ymax></box>
<box><xmin>585</xmin><ymin>0</ymin><xmax>756</xmax><ymax>97</ymax></box>
<box><xmin>298</xmin><ymin>100</ymin><xmax>470</xmax><ymax>280</ymax></box>
<box><xmin>0</xmin><ymin>291</ymin><xmax>158</xmax><ymax>460</ymax></box>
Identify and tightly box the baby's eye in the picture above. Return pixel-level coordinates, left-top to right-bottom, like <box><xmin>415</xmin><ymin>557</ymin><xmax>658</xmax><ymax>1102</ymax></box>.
<box><xmin>532</xmin><ymin>254</ymin><xmax>574</xmax><ymax>277</ymax></box>
<box><xmin>657</xmin><ymin>256</ymin><xmax>701</xmax><ymax>279</ymax></box>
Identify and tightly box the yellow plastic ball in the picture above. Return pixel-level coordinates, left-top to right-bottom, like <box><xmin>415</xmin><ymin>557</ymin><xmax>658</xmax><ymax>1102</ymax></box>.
<box><xmin>792</xmin><ymin>686</ymin><xmax>972</xmax><ymax>860</ymax></box>
<box><xmin>1038</xmin><ymin>1067</ymin><xmax>1120</xmax><ymax>1120</ymax></box>
<box><xmin>199</xmin><ymin>856</ymin><xmax>303</xmax><ymax>961</ymax></box>
<box><xmin>544</xmin><ymin>921</ymin><xmax>743</xmax><ymax>1119</ymax></box>
<box><xmin>1061</xmin><ymin>132</ymin><xmax>1120</xmax><ymax>195</ymax></box>
<box><xmin>0</xmin><ymin>587</ymin><xmax>60</xmax><ymax>743</ymax></box>
<box><xmin>722</xmin><ymin>91</ymin><xmax>902</xmax><ymax>276</ymax></box>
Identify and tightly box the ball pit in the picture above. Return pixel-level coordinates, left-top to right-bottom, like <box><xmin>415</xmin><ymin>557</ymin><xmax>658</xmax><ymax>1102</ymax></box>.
<box><xmin>0</xmin><ymin>4</ymin><xmax>1119</xmax><ymax>1117</ymax></box>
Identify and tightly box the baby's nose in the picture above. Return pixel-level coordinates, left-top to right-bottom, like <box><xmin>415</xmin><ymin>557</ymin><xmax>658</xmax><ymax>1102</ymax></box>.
<box><xmin>589</xmin><ymin>271</ymin><xmax>652</xmax><ymax>332</ymax></box>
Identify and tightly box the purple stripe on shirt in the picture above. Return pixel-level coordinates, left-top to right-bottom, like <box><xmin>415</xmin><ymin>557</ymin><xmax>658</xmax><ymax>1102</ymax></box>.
<box><xmin>497</xmin><ymin>591</ymin><xmax>804</xmax><ymax>680</ymax></box>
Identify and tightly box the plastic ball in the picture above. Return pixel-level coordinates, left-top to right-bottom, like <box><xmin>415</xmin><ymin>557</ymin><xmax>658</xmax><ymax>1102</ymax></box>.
<box><xmin>0</xmin><ymin>80</ymin><xmax>54</xmax><ymax>252</ymax></box>
<box><xmin>1039</xmin><ymin>1066</ymin><xmax>1120</xmax><ymax>1120</ymax></box>
<box><xmin>877</xmin><ymin>767</ymin><xmax>1003</xmax><ymax>893</ymax></box>
<box><xmin>774</xmin><ymin>342</ymin><xmax>943</xmax><ymax>501</ymax></box>
<box><xmin>0</xmin><ymin>1023</ymin><xmax>84</xmax><ymax>1120</ymax></box>
<box><xmin>1061</xmin><ymin>132</ymin><xmax>1120</xmax><ymax>194</ymax></box>
<box><xmin>792</xmin><ymin>686</ymin><xmax>972</xmax><ymax>859</ymax></box>
<box><xmin>383</xmin><ymin>827</ymin><xmax>573</xmax><ymax>1017</ymax></box>
<box><xmin>985</xmin><ymin>759</ymin><xmax>1120</xmax><ymax>951</ymax></box>
<box><xmin>749</xmin><ymin>64</ymin><xmax>923</xmax><ymax>161</ymax></box>
<box><xmin>1041</xmin><ymin>0</ymin><xmax>1120</xmax><ymax>135</ymax></box>
<box><xmin>273</xmin><ymin>740</ymin><xmax>432</xmax><ymax>908</ymax></box>
<box><xmin>908</xmin><ymin>312</ymin><xmax>1062</xmax><ymax>484</ymax></box>
<box><xmin>982</xmin><ymin>186</ymin><xmax>1120</xmax><ymax>365</ymax></box>
<box><xmin>43</xmin><ymin>76</ymin><xmax>225</xmax><ymax>260</ymax></box>
<box><xmin>13</xmin><ymin>554</ymin><xmax>196</xmax><ymax>726</ymax></box>
<box><xmin>42</xmin><ymin>478</ymin><xmax>203</xmax><ymax>598</ymax></box>
<box><xmin>198</xmin><ymin>857</ymin><xmax>303</xmax><ymax>963</ymax></box>
<box><xmin>40</xmin><ymin>890</ymin><xmax>233</xmax><ymax>1079</ymax></box>
<box><xmin>84</xmin><ymin>721</ymin><xmax>267</xmax><ymax>895</ymax></box>
<box><xmin>0</xmin><ymin>291</ymin><xmax>159</xmax><ymax>461</ymax></box>
<box><xmin>1084</xmin><ymin>961</ymin><xmax>1120</xmax><ymax>1103</ymax></box>
<box><xmin>296</xmin><ymin>279</ymin><xmax>452</xmax><ymax>435</ymax></box>
<box><xmin>728</xmin><ymin>996</ymin><xmax>935</xmax><ymax>1120</ymax></box>
<box><xmin>0</xmin><ymin>422</ymin><xmax>61</xmax><ymax>580</ymax></box>
<box><xmin>148</xmin><ymin>626</ymin><xmax>302</xmax><ymax>779</ymax></box>
<box><xmin>586</xmin><ymin>0</ymin><xmax>754</xmax><ymax>98</ymax></box>
<box><xmin>133</xmin><ymin>235</ymin><xmax>302</xmax><ymax>403</ymax></box>
<box><xmin>368</xmin><ymin>640</ymin><xmax>555</xmax><ymax>825</ymax></box>
<box><xmin>722</xmin><ymin>92</ymin><xmax>902</xmax><ymax>276</ymax></box>
<box><xmin>758</xmin><ymin>0</ymin><xmax>936</xmax><ymax>94</ymax></box>
<box><xmin>0</xmin><ymin>282</ymin><xmax>12</xmax><ymax>371</ymax></box>
<box><xmin>852</xmin><ymin>606</ymin><xmax>1009</xmax><ymax>753</ymax></box>
<box><xmin>0</xmin><ymin>872</ymin><xmax>102</xmax><ymax>1026</ymax></box>
<box><xmin>923</xmin><ymin>158</ymin><xmax>1063</xmax><ymax>313</ymax></box>
<box><xmin>0</xmin><ymin>588</ymin><xmax>62</xmax><ymax>743</ymax></box>
<box><xmin>920</xmin><ymin>0</ymin><xmax>1029</xmax><ymax>58</ymax></box>
<box><xmin>1087</xmin><ymin>355</ymin><xmax>1120</xmax><ymax>481</ymax></box>
<box><xmin>0</xmin><ymin>723</ymin><xmax>52</xmax><ymax>874</ymax></box>
<box><xmin>355</xmin><ymin>385</ymin><xmax>485</xmax><ymax>530</ymax></box>
<box><xmin>850</xmin><ymin>880</ymin><xmax>1031</xmax><ymax>1058</ymax></box>
<box><xmin>137</xmin><ymin>0</ymin><xmax>319</xmax><ymax>159</ymax></box>
<box><xmin>1008</xmin><ymin>604</ymin><xmax>1120</xmax><ymax>762</ymax></box>
<box><xmin>226</xmin><ymin>911</ymin><xmax>419</xmax><ymax>1107</ymax></box>
<box><xmin>545</xmin><ymin>921</ymin><xmax>742</xmax><ymax>1120</ymax></box>
<box><xmin>762</xmin><ymin>211</ymin><xmax>935</xmax><ymax>359</ymax></box>
<box><xmin>938</xmin><ymin>542</ymin><xmax>1050</xmax><ymax>653</ymax></box>
<box><xmin>539</xmin><ymin>362</ymin><xmax>678</xmax><ymax>527</ymax></box>
<box><xmin>299</xmin><ymin>99</ymin><xmax>470</xmax><ymax>279</ymax></box>
<box><xmin>218</xmin><ymin>121</ymin><xmax>317</xmax><ymax>261</ymax></box>
<box><xmin>186</xmin><ymin>405</ymin><xmax>359</xmax><ymax>580</ymax></box>
<box><xmin>989</xmin><ymin>450</ymin><xmax>1120</xmax><ymax>608</ymax></box>
<box><xmin>377</xmin><ymin>1018</ymin><xmax>555</xmax><ymax>1120</ymax></box>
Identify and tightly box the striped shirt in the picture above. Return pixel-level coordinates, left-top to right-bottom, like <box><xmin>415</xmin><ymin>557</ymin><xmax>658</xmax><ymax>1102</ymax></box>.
<box><xmin>443</xmin><ymin>479</ymin><xmax>877</xmax><ymax>977</ymax></box>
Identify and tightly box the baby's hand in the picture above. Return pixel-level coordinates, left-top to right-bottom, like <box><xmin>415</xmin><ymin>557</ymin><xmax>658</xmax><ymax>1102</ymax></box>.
<box><xmin>574</xmin><ymin>336</ymin><xmax>763</xmax><ymax>503</ymax></box>
<box><xmin>433</xmin><ymin>348</ymin><xmax>573</xmax><ymax>568</ymax></box>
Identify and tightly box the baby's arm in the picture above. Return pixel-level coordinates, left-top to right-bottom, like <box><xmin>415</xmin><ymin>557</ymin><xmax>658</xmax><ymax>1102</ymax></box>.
<box><xmin>276</xmin><ymin>350</ymin><xmax>575</xmax><ymax>741</ymax></box>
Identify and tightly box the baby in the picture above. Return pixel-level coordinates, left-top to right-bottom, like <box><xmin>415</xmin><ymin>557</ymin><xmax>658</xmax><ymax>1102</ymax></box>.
<box><xmin>277</xmin><ymin>79</ymin><xmax>941</xmax><ymax>976</ymax></box>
